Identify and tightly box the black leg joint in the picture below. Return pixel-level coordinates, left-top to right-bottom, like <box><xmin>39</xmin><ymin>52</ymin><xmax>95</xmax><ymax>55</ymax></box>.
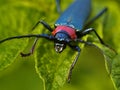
<box><xmin>32</xmin><ymin>20</ymin><xmax>53</xmax><ymax>32</ymax></box>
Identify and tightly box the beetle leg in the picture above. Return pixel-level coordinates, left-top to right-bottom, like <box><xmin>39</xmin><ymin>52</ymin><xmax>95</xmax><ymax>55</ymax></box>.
<box><xmin>20</xmin><ymin>20</ymin><xmax>53</xmax><ymax>57</ymax></box>
<box><xmin>82</xmin><ymin>28</ymin><xmax>104</xmax><ymax>43</ymax></box>
<box><xmin>32</xmin><ymin>20</ymin><xmax>53</xmax><ymax>32</ymax></box>
<box><xmin>20</xmin><ymin>38</ymin><xmax>39</xmax><ymax>57</ymax></box>
<box><xmin>56</xmin><ymin>0</ymin><xmax>61</xmax><ymax>13</ymax></box>
<box><xmin>81</xmin><ymin>28</ymin><xmax>116</xmax><ymax>53</ymax></box>
<box><xmin>68</xmin><ymin>46</ymin><xmax>81</xmax><ymax>83</ymax></box>
<box><xmin>20</xmin><ymin>34</ymin><xmax>57</xmax><ymax>57</ymax></box>
<box><xmin>85</xmin><ymin>8</ymin><xmax>108</xmax><ymax>28</ymax></box>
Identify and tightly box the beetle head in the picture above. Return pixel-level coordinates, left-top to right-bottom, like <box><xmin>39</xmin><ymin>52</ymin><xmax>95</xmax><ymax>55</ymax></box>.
<box><xmin>54</xmin><ymin>32</ymin><xmax>69</xmax><ymax>53</ymax></box>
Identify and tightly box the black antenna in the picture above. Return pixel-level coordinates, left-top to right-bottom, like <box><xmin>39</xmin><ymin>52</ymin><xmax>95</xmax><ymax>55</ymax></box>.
<box><xmin>0</xmin><ymin>34</ymin><xmax>56</xmax><ymax>43</ymax></box>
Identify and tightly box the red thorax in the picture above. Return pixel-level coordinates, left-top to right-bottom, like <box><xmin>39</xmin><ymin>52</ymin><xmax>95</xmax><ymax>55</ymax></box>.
<box><xmin>52</xmin><ymin>26</ymin><xmax>77</xmax><ymax>39</ymax></box>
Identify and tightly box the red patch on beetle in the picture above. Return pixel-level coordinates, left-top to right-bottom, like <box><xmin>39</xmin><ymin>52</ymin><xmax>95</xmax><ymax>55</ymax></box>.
<box><xmin>52</xmin><ymin>26</ymin><xmax>77</xmax><ymax>39</ymax></box>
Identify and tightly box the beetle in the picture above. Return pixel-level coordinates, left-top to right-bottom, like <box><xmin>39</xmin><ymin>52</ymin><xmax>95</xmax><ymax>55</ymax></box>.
<box><xmin>0</xmin><ymin>0</ymin><xmax>114</xmax><ymax>82</ymax></box>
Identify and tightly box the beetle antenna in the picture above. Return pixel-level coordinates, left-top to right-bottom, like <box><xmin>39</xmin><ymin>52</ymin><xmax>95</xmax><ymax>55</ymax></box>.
<box><xmin>0</xmin><ymin>34</ymin><xmax>56</xmax><ymax>43</ymax></box>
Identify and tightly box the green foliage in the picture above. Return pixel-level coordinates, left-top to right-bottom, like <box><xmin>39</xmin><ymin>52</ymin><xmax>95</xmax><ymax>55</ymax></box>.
<box><xmin>35</xmin><ymin>40</ymin><xmax>76</xmax><ymax>90</ymax></box>
<box><xmin>0</xmin><ymin>0</ymin><xmax>43</xmax><ymax>70</ymax></box>
<box><xmin>0</xmin><ymin>0</ymin><xmax>120</xmax><ymax>90</ymax></box>
<box><xmin>92</xmin><ymin>1</ymin><xmax>120</xmax><ymax>90</ymax></box>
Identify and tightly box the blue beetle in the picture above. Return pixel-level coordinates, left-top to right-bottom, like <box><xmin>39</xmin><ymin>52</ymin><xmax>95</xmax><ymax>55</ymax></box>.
<box><xmin>0</xmin><ymin>0</ymin><xmax>112</xmax><ymax>82</ymax></box>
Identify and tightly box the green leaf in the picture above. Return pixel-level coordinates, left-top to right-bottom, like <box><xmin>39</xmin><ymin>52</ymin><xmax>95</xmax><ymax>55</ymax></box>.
<box><xmin>0</xmin><ymin>0</ymin><xmax>43</xmax><ymax>70</ymax></box>
<box><xmin>35</xmin><ymin>0</ymin><xmax>120</xmax><ymax>90</ymax></box>
<box><xmin>0</xmin><ymin>0</ymin><xmax>120</xmax><ymax>90</ymax></box>
<box><xmin>92</xmin><ymin>1</ymin><xmax>120</xmax><ymax>90</ymax></box>
<box><xmin>112</xmin><ymin>54</ymin><xmax>120</xmax><ymax>90</ymax></box>
<box><xmin>35</xmin><ymin>40</ymin><xmax>77</xmax><ymax>90</ymax></box>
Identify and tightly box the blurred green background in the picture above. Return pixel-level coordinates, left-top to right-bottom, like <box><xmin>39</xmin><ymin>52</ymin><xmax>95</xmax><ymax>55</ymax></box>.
<box><xmin>0</xmin><ymin>0</ymin><xmax>120</xmax><ymax>90</ymax></box>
